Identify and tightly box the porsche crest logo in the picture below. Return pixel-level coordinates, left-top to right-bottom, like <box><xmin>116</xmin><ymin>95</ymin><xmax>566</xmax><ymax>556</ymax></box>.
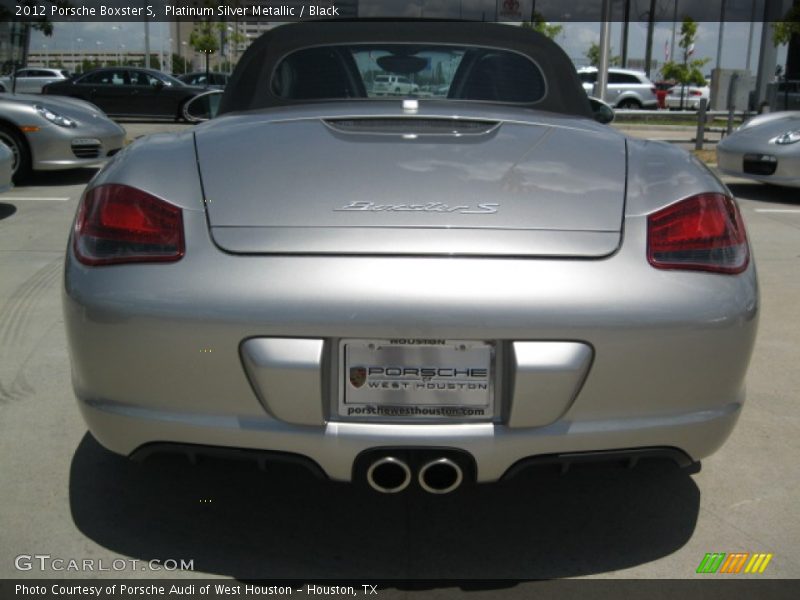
<box><xmin>349</xmin><ymin>367</ymin><xmax>367</xmax><ymax>388</ymax></box>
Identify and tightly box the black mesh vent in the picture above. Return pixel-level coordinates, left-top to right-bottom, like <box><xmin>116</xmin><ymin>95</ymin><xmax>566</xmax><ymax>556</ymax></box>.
<box><xmin>743</xmin><ymin>154</ymin><xmax>777</xmax><ymax>176</ymax></box>
<box><xmin>71</xmin><ymin>144</ymin><xmax>101</xmax><ymax>159</ymax></box>
<box><xmin>325</xmin><ymin>118</ymin><xmax>498</xmax><ymax>135</ymax></box>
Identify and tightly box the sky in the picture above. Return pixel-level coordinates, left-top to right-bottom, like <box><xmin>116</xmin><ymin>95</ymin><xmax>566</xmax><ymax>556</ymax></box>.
<box><xmin>29</xmin><ymin>18</ymin><xmax>789</xmax><ymax>77</ymax></box>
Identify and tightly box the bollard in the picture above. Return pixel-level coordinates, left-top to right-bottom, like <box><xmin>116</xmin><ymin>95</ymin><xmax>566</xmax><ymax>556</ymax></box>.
<box><xmin>695</xmin><ymin>98</ymin><xmax>708</xmax><ymax>150</ymax></box>
<box><xmin>726</xmin><ymin>74</ymin><xmax>739</xmax><ymax>136</ymax></box>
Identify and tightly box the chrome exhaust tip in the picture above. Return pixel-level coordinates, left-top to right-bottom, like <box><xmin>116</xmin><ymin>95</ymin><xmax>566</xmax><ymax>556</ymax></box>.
<box><xmin>418</xmin><ymin>457</ymin><xmax>464</xmax><ymax>494</ymax></box>
<box><xmin>366</xmin><ymin>456</ymin><xmax>412</xmax><ymax>494</ymax></box>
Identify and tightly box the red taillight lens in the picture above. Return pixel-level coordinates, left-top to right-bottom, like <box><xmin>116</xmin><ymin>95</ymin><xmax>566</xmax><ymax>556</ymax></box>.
<box><xmin>651</xmin><ymin>86</ymin><xmax>657</xmax><ymax>95</ymax></box>
<box><xmin>690</xmin><ymin>90</ymin><xmax>703</xmax><ymax>96</ymax></box>
<box><xmin>73</xmin><ymin>184</ymin><xmax>184</xmax><ymax>266</ymax></box>
<box><xmin>647</xmin><ymin>193</ymin><xmax>749</xmax><ymax>274</ymax></box>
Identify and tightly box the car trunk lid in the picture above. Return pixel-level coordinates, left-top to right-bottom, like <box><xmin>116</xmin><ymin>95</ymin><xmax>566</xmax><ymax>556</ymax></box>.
<box><xmin>196</xmin><ymin>114</ymin><xmax>626</xmax><ymax>257</ymax></box>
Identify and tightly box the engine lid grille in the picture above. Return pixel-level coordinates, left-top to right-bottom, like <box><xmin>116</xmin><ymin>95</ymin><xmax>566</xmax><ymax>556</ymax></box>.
<box><xmin>323</xmin><ymin>118</ymin><xmax>499</xmax><ymax>136</ymax></box>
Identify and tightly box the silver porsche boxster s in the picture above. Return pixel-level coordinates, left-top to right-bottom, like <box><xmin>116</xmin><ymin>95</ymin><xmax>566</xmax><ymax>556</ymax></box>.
<box><xmin>63</xmin><ymin>23</ymin><xmax>758</xmax><ymax>494</ymax></box>
<box><xmin>717</xmin><ymin>111</ymin><xmax>800</xmax><ymax>187</ymax></box>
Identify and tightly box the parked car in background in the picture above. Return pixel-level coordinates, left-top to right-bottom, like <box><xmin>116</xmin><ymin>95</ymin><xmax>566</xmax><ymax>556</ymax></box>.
<box><xmin>371</xmin><ymin>74</ymin><xmax>420</xmax><ymax>96</ymax></box>
<box><xmin>666</xmin><ymin>83</ymin><xmax>711</xmax><ymax>110</ymax></box>
<box><xmin>717</xmin><ymin>111</ymin><xmax>800</xmax><ymax>187</ymax></box>
<box><xmin>0</xmin><ymin>92</ymin><xmax>124</xmax><ymax>181</ymax></box>
<box><xmin>178</xmin><ymin>71</ymin><xmax>230</xmax><ymax>89</ymax></box>
<box><xmin>577</xmin><ymin>67</ymin><xmax>658</xmax><ymax>109</ymax></box>
<box><xmin>0</xmin><ymin>141</ymin><xmax>13</xmax><ymax>191</ymax></box>
<box><xmin>0</xmin><ymin>67</ymin><xmax>70</xmax><ymax>94</ymax></box>
<box><xmin>63</xmin><ymin>22</ymin><xmax>757</xmax><ymax>495</ymax></box>
<box><xmin>42</xmin><ymin>67</ymin><xmax>207</xmax><ymax>121</ymax></box>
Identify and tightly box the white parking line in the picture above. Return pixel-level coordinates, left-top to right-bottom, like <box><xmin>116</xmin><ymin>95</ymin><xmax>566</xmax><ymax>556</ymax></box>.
<box><xmin>1</xmin><ymin>197</ymin><xmax>71</xmax><ymax>202</ymax></box>
<box><xmin>753</xmin><ymin>209</ymin><xmax>800</xmax><ymax>214</ymax></box>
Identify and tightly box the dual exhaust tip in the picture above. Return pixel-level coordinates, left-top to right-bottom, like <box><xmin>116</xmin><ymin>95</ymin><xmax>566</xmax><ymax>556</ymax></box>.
<box><xmin>366</xmin><ymin>456</ymin><xmax>464</xmax><ymax>494</ymax></box>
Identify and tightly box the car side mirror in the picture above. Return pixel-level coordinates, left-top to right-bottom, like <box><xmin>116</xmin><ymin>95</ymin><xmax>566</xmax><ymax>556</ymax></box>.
<box><xmin>152</xmin><ymin>80</ymin><xmax>165</xmax><ymax>90</ymax></box>
<box><xmin>183</xmin><ymin>90</ymin><xmax>224</xmax><ymax>122</ymax></box>
<box><xmin>588</xmin><ymin>97</ymin><xmax>615</xmax><ymax>124</ymax></box>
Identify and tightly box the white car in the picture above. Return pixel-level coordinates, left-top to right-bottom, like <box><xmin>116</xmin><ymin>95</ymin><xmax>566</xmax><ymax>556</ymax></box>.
<box><xmin>371</xmin><ymin>74</ymin><xmax>420</xmax><ymax>96</ymax></box>
<box><xmin>666</xmin><ymin>84</ymin><xmax>710</xmax><ymax>110</ymax></box>
<box><xmin>0</xmin><ymin>68</ymin><xmax>71</xmax><ymax>94</ymax></box>
<box><xmin>577</xmin><ymin>67</ymin><xmax>658</xmax><ymax>109</ymax></box>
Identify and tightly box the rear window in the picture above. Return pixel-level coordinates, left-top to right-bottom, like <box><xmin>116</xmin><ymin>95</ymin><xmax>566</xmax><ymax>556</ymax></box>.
<box><xmin>270</xmin><ymin>44</ymin><xmax>546</xmax><ymax>104</ymax></box>
<box><xmin>609</xmin><ymin>72</ymin><xmax>643</xmax><ymax>85</ymax></box>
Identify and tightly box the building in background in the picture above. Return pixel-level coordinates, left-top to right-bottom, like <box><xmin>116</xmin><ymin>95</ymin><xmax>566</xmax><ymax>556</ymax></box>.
<box><xmin>0</xmin><ymin>21</ymin><xmax>29</xmax><ymax>74</ymax></box>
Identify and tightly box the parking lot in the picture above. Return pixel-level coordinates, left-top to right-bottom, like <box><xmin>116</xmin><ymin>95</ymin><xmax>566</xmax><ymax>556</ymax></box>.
<box><xmin>0</xmin><ymin>121</ymin><xmax>798</xmax><ymax>583</ymax></box>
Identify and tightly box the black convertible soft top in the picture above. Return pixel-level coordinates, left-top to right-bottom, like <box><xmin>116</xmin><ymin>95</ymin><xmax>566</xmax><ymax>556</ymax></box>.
<box><xmin>219</xmin><ymin>21</ymin><xmax>592</xmax><ymax>119</ymax></box>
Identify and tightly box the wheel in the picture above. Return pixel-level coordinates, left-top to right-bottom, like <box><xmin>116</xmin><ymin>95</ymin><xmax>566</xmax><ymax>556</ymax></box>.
<box><xmin>0</xmin><ymin>123</ymin><xmax>32</xmax><ymax>182</ymax></box>
<box><xmin>617</xmin><ymin>98</ymin><xmax>642</xmax><ymax>110</ymax></box>
<box><xmin>176</xmin><ymin>99</ymin><xmax>188</xmax><ymax>123</ymax></box>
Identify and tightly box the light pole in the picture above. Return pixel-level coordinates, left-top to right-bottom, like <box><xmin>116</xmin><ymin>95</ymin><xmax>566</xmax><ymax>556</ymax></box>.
<box><xmin>111</xmin><ymin>25</ymin><xmax>122</xmax><ymax>66</ymax></box>
<box><xmin>716</xmin><ymin>0</ymin><xmax>727</xmax><ymax>70</ymax></box>
<box><xmin>42</xmin><ymin>44</ymin><xmax>48</xmax><ymax>67</ymax></box>
<box><xmin>181</xmin><ymin>41</ymin><xmax>188</xmax><ymax>73</ymax></box>
<box><xmin>227</xmin><ymin>26</ymin><xmax>234</xmax><ymax>73</ymax></box>
<box><xmin>75</xmin><ymin>38</ymin><xmax>83</xmax><ymax>73</ymax></box>
<box><xmin>95</xmin><ymin>41</ymin><xmax>103</xmax><ymax>67</ymax></box>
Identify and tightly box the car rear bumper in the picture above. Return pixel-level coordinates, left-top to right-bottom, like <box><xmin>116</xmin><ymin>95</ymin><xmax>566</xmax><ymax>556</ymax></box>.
<box><xmin>79</xmin><ymin>395</ymin><xmax>736</xmax><ymax>482</ymax></box>
<box><xmin>64</xmin><ymin>211</ymin><xmax>759</xmax><ymax>483</ymax></box>
<box><xmin>665</xmin><ymin>97</ymin><xmax>703</xmax><ymax>109</ymax></box>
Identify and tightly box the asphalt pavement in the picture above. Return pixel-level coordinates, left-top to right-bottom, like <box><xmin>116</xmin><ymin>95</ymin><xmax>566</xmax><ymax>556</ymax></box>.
<box><xmin>0</xmin><ymin>121</ymin><xmax>798</xmax><ymax>585</ymax></box>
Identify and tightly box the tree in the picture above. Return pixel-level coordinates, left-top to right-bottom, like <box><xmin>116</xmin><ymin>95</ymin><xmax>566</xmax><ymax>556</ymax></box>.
<box><xmin>660</xmin><ymin>17</ymin><xmax>709</xmax><ymax>109</ymax></box>
<box><xmin>171</xmin><ymin>53</ymin><xmax>190</xmax><ymax>76</ymax></box>
<box><xmin>80</xmin><ymin>58</ymin><xmax>99</xmax><ymax>73</ymax></box>
<box><xmin>774</xmin><ymin>2</ymin><xmax>800</xmax><ymax>81</ymax></box>
<box><xmin>1</xmin><ymin>1</ymin><xmax>60</xmax><ymax>87</ymax></box>
<box><xmin>585</xmin><ymin>42</ymin><xmax>621</xmax><ymax>68</ymax></box>
<box><xmin>774</xmin><ymin>3</ymin><xmax>800</xmax><ymax>45</ymax></box>
<box><xmin>520</xmin><ymin>14</ymin><xmax>563</xmax><ymax>41</ymax></box>
<box><xmin>189</xmin><ymin>22</ymin><xmax>220</xmax><ymax>78</ymax></box>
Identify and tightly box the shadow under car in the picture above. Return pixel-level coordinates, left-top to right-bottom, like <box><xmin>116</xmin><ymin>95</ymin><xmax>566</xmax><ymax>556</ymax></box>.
<box><xmin>69</xmin><ymin>433</ymin><xmax>701</xmax><ymax>581</ymax></box>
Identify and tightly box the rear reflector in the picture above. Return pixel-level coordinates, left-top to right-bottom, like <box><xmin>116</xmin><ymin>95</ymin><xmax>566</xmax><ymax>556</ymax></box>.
<box><xmin>647</xmin><ymin>193</ymin><xmax>748</xmax><ymax>274</ymax></box>
<box><xmin>73</xmin><ymin>184</ymin><xmax>184</xmax><ymax>266</ymax></box>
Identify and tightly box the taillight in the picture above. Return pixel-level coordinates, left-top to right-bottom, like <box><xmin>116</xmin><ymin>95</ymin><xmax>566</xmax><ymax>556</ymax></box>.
<box><xmin>647</xmin><ymin>193</ymin><xmax>749</xmax><ymax>274</ymax></box>
<box><xmin>651</xmin><ymin>86</ymin><xmax>657</xmax><ymax>95</ymax></box>
<box><xmin>690</xmin><ymin>90</ymin><xmax>703</xmax><ymax>96</ymax></box>
<box><xmin>73</xmin><ymin>183</ymin><xmax>184</xmax><ymax>266</ymax></box>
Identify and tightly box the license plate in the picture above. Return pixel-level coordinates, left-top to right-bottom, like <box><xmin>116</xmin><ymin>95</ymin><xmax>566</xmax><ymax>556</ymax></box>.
<box><xmin>338</xmin><ymin>339</ymin><xmax>494</xmax><ymax>420</ymax></box>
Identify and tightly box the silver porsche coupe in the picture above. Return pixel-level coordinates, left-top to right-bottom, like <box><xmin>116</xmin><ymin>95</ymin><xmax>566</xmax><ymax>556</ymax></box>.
<box><xmin>0</xmin><ymin>91</ymin><xmax>125</xmax><ymax>181</ymax></box>
<box><xmin>717</xmin><ymin>111</ymin><xmax>800</xmax><ymax>187</ymax></box>
<box><xmin>63</xmin><ymin>23</ymin><xmax>758</xmax><ymax>494</ymax></box>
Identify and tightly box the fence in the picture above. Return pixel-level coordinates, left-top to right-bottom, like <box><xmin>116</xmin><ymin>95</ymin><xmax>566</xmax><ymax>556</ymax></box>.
<box><xmin>613</xmin><ymin>104</ymin><xmax>754</xmax><ymax>149</ymax></box>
